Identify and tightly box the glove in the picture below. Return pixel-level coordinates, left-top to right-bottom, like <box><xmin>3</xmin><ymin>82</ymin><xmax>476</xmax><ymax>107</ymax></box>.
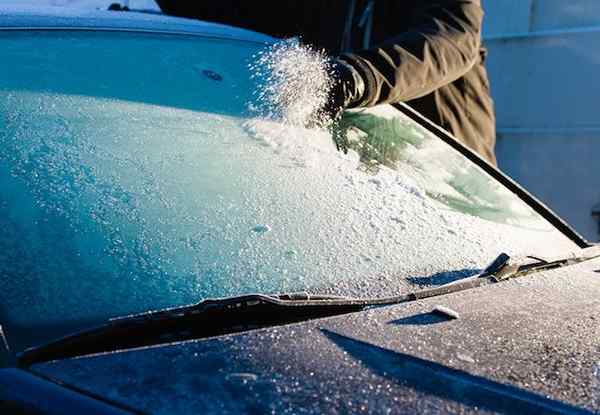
<box><xmin>318</xmin><ymin>59</ymin><xmax>365</xmax><ymax>153</ymax></box>
<box><xmin>322</xmin><ymin>59</ymin><xmax>366</xmax><ymax>122</ymax></box>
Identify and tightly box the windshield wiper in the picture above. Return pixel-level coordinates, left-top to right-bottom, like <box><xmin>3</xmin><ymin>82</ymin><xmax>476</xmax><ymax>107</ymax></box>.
<box><xmin>18</xmin><ymin>246</ymin><xmax>600</xmax><ymax>367</ymax></box>
<box><xmin>18</xmin><ymin>292</ymin><xmax>366</xmax><ymax>367</ymax></box>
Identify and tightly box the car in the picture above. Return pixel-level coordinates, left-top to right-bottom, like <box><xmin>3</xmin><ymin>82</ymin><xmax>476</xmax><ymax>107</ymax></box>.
<box><xmin>0</xmin><ymin>7</ymin><xmax>599</xmax><ymax>415</ymax></box>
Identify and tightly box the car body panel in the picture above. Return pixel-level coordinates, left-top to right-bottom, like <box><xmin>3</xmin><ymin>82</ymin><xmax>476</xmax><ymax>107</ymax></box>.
<box><xmin>0</xmin><ymin>20</ymin><xmax>581</xmax><ymax>356</ymax></box>
<box><xmin>30</xmin><ymin>258</ymin><xmax>600</xmax><ymax>414</ymax></box>
<box><xmin>1</xmin><ymin>9</ymin><xmax>599</xmax><ymax>415</ymax></box>
<box><xmin>0</xmin><ymin>368</ymin><xmax>134</xmax><ymax>415</ymax></box>
<box><xmin>0</xmin><ymin>6</ymin><xmax>275</xmax><ymax>44</ymax></box>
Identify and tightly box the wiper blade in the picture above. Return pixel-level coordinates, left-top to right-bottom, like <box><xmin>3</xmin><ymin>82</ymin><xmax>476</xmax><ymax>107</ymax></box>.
<box><xmin>18</xmin><ymin>293</ymin><xmax>366</xmax><ymax>367</ymax></box>
<box><xmin>19</xmin><ymin>246</ymin><xmax>600</xmax><ymax>367</ymax></box>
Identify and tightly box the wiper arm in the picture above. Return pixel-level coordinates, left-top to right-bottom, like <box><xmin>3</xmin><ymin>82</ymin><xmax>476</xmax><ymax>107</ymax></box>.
<box><xmin>19</xmin><ymin>246</ymin><xmax>600</xmax><ymax>367</ymax></box>
<box><xmin>398</xmin><ymin>245</ymin><xmax>600</xmax><ymax>302</ymax></box>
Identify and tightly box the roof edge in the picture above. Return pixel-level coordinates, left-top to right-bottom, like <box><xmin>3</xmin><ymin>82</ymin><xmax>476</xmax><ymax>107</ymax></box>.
<box><xmin>0</xmin><ymin>7</ymin><xmax>276</xmax><ymax>44</ymax></box>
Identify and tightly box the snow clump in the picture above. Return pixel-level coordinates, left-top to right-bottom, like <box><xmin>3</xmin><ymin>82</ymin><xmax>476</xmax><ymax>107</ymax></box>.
<box><xmin>248</xmin><ymin>39</ymin><xmax>335</xmax><ymax>128</ymax></box>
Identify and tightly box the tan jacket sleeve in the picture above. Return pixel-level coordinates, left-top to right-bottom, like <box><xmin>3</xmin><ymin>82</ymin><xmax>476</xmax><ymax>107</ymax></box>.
<box><xmin>341</xmin><ymin>0</ymin><xmax>484</xmax><ymax>107</ymax></box>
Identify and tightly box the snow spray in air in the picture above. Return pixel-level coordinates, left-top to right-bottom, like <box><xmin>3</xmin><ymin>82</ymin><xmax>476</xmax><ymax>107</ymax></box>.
<box><xmin>248</xmin><ymin>39</ymin><xmax>335</xmax><ymax>127</ymax></box>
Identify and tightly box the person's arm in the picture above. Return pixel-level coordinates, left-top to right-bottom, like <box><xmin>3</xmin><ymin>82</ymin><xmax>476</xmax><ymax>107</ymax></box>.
<box><xmin>340</xmin><ymin>0</ymin><xmax>484</xmax><ymax>107</ymax></box>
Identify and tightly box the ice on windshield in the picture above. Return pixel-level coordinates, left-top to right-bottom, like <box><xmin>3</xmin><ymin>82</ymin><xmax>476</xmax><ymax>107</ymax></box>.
<box><xmin>0</xmin><ymin>31</ymin><xmax>578</xmax><ymax>352</ymax></box>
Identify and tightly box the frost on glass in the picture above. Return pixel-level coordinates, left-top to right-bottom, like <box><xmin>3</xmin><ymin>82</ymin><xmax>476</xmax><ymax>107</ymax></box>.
<box><xmin>337</xmin><ymin>108</ymin><xmax>543</xmax><ymax>228</ymax></box>
<box><xmin>0</xmin><ymin>31</ymin><xmax>577</xmax><ymax>352</ymax></box>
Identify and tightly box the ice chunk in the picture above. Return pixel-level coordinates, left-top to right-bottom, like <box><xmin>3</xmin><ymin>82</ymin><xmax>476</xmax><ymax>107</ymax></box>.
<box><xmin>252</xmin><ymin>224</ymin><xmax>271</xmax><ymax>235</ymax></box>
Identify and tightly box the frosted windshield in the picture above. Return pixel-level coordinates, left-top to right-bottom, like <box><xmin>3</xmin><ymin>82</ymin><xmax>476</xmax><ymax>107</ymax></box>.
<box><xmin>0</xmin><ymin>31</ymin><xmax>577</xmax><ymax>353</ymax></box>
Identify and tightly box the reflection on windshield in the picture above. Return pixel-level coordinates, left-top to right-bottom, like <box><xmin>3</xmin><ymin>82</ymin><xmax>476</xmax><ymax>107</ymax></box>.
<box><xmin>0</xmin><ymin>31</ymin><xmax>578</xmax><ymax>355</ymax></box>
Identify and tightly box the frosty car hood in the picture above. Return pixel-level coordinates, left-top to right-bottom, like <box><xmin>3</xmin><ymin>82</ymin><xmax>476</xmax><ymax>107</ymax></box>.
<box><xmin>0</xmin><ymin>6</ymin><xmax>275</xmax><ymax>44</ymax></box>
<box><xmin>29</xmin><ymin>258</ymin><xmax>600</xmax><ymax>414</ymax></box>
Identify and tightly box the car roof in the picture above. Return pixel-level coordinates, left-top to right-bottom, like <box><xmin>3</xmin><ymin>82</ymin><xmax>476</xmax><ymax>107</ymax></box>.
<box><xmin>0</xmin><ymin>6</ymin><xmax>276</xmax><ymax>44</ymax></box>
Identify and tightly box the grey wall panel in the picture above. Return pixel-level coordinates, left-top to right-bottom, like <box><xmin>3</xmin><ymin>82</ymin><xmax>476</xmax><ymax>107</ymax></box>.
<box><xmin>481</xmin><ymin>0</ymin><xmax>532</xmax><ymax>36</ymax></box>
<box><xmin>485</xmin><ymin>29</ymin><xmax>600</xmax><ymax>130</ymax></box>
<box><xmin>496</xmin><ymin>132</ymin><xmax>600</xmax><ymax>241</ymax></box>
<box><xmin>530</xmin><ymin>0</ymin><xmax>600</xmax><ymax>31</ymax></box>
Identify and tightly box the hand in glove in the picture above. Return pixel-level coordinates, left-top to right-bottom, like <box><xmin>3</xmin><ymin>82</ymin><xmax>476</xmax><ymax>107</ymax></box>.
<box><xmin>320</xmin><ymin>59</ymin><xmax>365</xmax><ymax>152</ymax></box>
<box><xmin>323</xmin><ymin>59</ymin><xmax>366</xmax><ymax>122</ymax></box>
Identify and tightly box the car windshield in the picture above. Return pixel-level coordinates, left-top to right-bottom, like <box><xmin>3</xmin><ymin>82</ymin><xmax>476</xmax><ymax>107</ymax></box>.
<box><xmin>0</xmin><ymin>30</ymin><xmax>579</xmax><ymax>354</ymax></box>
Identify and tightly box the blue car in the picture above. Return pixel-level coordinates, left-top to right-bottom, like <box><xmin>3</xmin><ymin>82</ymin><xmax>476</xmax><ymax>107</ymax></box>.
<box><xmin>1</xmin><ymin>8</ymin><xmax>599</xmax><ymax>415</ymax></box>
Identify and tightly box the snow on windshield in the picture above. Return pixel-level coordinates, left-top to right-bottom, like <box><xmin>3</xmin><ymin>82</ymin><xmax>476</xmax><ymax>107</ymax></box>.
<box><xmin>0</xmin><ymin>32</ymin><xmax>578</xmax><ymax>351</ymax></box>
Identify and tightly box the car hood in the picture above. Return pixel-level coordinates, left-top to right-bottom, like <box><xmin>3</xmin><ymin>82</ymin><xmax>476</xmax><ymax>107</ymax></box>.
<box><xmin>27</xmin><ymin>257</ymin><xmax>600</xmax><ymax>414</ymax></box>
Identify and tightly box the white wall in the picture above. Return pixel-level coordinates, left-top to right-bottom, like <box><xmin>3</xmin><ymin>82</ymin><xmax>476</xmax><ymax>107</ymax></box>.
<box><xmin>482</xmin><ymin>0</ymin><xmax>600</xmax><ymax>241</ymax></box>
<box><xmin>482</xmin><ymin>0</ymin><xmax>600</xmax><ymax>36</ymax></box>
